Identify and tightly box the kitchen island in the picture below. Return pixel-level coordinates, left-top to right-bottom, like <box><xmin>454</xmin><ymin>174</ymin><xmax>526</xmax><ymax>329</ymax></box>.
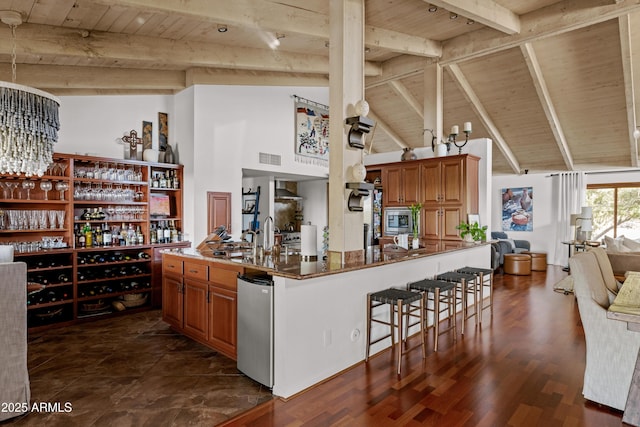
<box><xmin>162</xmin><ymin>241</ymin><xmax>490</xmax><ymax>398</ymax></box>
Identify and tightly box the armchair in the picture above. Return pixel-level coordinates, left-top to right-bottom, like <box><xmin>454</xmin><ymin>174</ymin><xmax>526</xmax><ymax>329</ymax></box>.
<box><xmin>569</xmin><ymin>251</ymin><xmax>640</xmax><ymax>410</ymax></box>
<box><xmin>491</xmin><ymin>231</ymin><xmax>531</xmax><ymax>265</ymax></box>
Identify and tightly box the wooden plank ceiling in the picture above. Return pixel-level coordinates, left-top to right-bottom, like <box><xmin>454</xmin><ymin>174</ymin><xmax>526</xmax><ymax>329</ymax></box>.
<box><xmin>0</xmin><ymin>0</ymin><xmax>639</xmax><ymax>174</ymax></box>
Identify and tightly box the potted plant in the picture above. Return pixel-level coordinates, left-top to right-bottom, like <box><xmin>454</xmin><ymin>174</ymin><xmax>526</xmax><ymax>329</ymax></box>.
<box><xmin>456</xmin><ymin>220</ymin><xmax>487</xmax><ymax>243</ymax></box>
<box><xmin>409</xmin><ymin>203</ymin><xmax>422</xmax><ymax>249</ymax></box>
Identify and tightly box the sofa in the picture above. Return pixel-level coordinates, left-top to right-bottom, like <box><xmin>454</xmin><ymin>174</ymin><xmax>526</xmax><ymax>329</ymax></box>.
<box><xmin>569</xmin><ymin>251</ymin><xmax>640</xmax><ymax>410</ymax></box>
<box><xmin>0</xmin><ymin>262</ymin><xmax>30</xmax><ymax>422</ymax></box>
<box><xmin>602</xmin><ymin>235</ymin><xmax>640</xmax><ymax>279</ymax></box>
<box><xmin>490</xmin><ymin>231</ymin><xmax>531</xmax><ymax>265</ymax></box>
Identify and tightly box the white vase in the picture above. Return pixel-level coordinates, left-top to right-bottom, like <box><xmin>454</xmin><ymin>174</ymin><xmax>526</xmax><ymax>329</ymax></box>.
<box><xmin>143</xmin><ymin>149</ymin><xmax>159</xmax><ymax>162</ymax></box>
<box><xmin>436</xmin><ymin>143</ymin><xmax>448</xmax><ymax>157</ymax></box>
<box><xmin>412</xmin><ymin>238</ymin><xmax>419</xmax><ymax>249</ymax></box>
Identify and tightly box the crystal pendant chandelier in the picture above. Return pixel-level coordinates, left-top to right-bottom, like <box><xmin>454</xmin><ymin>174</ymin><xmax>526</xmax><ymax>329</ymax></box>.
<box><xmin>0</xmin><ymin>10</ymin><xmax>60</xmax><ymax>177</ymax></box>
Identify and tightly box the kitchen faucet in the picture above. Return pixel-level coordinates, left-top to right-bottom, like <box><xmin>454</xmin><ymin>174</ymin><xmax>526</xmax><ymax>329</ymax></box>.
<box><xmin>241</xmin><ymin>230</ymin><xmax>258</xmax><ymax>259</ymax></box>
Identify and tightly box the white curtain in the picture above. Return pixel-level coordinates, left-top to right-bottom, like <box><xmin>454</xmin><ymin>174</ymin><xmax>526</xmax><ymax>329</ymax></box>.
<box><xmin>552</xmin><ymin>172</ymin><xmax>585</xmax><ymax>266</ymax></box>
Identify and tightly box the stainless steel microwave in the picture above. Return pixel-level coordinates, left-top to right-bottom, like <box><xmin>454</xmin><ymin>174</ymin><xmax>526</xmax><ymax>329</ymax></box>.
<box><xmin>383</xmin><ymin>207</ymin><xmax>414</xmax><ymax>235</ymax></box>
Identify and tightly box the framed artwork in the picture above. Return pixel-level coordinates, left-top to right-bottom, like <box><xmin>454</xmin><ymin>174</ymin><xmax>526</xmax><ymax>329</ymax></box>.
<box><xmin>243</xmin><ymin>199</ymin><xmax>256</xmax><ymax>214</ymax></box>
<box><xmin>501</xmin><ymin>187</ymin><xmax>533</xmax><ymax>231</ymax></box>
<box><xmin>158</xmin><ymin>112</ymin><xmax>168</xmax><ymax>151</ymax></box>
<box><xmin>142</xmin><ymin>121</ymin><xmax>152</xmax><ymax>151</ymax></box>
<box><xmin>294</xmin><ymin>95</ymin><xmax>329</xmax><ymax>167</ymax></box>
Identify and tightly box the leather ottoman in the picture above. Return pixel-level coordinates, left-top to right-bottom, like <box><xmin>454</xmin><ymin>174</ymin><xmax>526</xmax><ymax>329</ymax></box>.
<box><xmin>522</xmin><ymin>251</ymin><xmax>547</xmax><ymax>271</ymax></box>
<box><xmin>504</xmin><ymin>253</ymin><xmax>531</xmax><ymax>275</ymax></box>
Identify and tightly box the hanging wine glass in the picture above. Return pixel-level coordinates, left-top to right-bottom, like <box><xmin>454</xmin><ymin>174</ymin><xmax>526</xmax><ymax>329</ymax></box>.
<box><xmin>55</xmin><ymin>182</ymin><xmax>69</xmax><ymax>200</ymax></box>
<box><xmin>39</xmin><ymin>180</ymin><xmax>52</xmax><ymax>200</ymax></box>
<box><xmin>21</xmin><ymin>180</ymin><xmax>35</xmax><ymax>200</ymax></box>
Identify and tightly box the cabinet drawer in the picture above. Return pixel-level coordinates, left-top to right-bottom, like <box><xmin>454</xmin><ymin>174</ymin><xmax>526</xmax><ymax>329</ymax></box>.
<box><xmin>163</xmin><ymin>257</ymin><xmax>183</xmax><ymax>275</ymax></box>
<box><xmin>184</xmin><ymin>262</ymin><xmax>209</xmax><ymax>281</ymax></box>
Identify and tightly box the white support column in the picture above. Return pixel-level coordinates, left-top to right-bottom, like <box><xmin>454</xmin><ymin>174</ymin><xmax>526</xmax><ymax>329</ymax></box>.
<box><xmin>424</xmin><ymin>62</ymin><xmax>444</xmax><ymax>149</ymax></box>
<box><xmin>327</xmin><ymin>0</ymin><xmax>366</xmax><ymax>266</ymax></box>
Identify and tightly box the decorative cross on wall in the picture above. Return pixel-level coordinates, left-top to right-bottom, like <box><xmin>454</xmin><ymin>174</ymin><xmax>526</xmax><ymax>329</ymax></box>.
<box><xmin>122</xmin><ymin>130</ymin><xmax>142</xmax><ymax>160</ymax></box>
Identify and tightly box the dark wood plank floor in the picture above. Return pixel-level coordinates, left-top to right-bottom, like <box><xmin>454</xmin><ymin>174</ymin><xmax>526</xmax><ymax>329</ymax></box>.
<box><xmin>221</xmin><ymin>266</ymin><xmax>626</xmax><ymax>427</ymax></box>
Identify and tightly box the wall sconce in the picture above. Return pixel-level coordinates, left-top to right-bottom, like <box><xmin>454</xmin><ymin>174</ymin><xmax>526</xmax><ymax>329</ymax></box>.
<box><xmin>447</xmin><ymin>122</ymin><xmax>472</xmax><ymax>154</ymax></box>
<box><xmin>345</xmin><ymin>182</ymin><xmax>374</xmax><ymax>212</ymax></box>
<box><xmin>345</xmin><ymin>115</ymin><xmax>375</xmax><ymax>149</ymax></box>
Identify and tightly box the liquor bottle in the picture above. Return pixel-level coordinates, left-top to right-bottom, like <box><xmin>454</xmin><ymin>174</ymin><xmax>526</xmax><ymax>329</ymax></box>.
<box><xmin>150</xmin><ymin>223</ymin><xmax>157</xmax><ymax>244</ymax></box>
<box><xmin>163</xmin><ymin>221</ymin><xmax>171</xmax><ymax>244</ymax></box>
<box><xmin>95</xmin><ymin>225</ymin><xmax>103</xmax><ymax>246</ymax></box>
<box><xmin>74</xmin><ymin>224</ymin><xmax>81</xmax><ymax>248</ymax></box>
<box><xmin>170</xmin><ymin>220</ymin><xmax>178</xmax><ymax>243</ymax></box>
<box><xmin>57</xmin><ymin>273</ymin><xmax>69</xmax><ymax>283</ymax></box>
<box><xmin>83</xmin><ymin>222</ymin><xmax>93</xmax><ymax>247</ymax></box>
<box><xmin>127</xmin><ymin>223</ymin><xmax>136</xmax><ymax>245</ymax></box>
<box><xmin>172</xmin><ymin>172</ymin><xmax>179</xmax><ymax>189</ymax></box>
<box><xmin>103</xmin><ymin>223</ymin><xmax>112</xmax><ymax>247</ymax></box>
<box><xmin>151</xmin><ymin>173</ymin><xmax>159</xmax><ymax>188</ymax></box>
<box><xmin>159</xmin><ymin>173</ymin><xmax>167</xmax><ymax>189</ymax></box>
<box><xmin>120</xmin><ymin>223</ymin><xmax>128</xmax><ymax>246</ymax></box>
<box><xmin>135</xmin><ymin>225</ymin><xmax>144</xmax><ymax>245</ymax></box>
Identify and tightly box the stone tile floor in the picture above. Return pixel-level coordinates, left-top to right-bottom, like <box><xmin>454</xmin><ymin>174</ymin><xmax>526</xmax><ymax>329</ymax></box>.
<box><xmin>4</xmin><ymin>310</ymin><xmax>272</xmax><ymax>426</ymax></box>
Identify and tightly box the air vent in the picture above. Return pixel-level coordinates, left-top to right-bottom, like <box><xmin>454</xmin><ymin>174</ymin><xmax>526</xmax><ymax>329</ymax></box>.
<box><xmin>259</xmin><ymin>152</ymin><xmax>281</xmax><ymax>166</ymax></box>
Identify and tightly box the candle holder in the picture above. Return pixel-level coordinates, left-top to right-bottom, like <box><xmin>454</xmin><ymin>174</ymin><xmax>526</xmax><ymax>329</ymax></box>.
<box><xmin>448</xmin><ymin>122</ymin><xmax>472</xmax><ymax>154</ymax></box>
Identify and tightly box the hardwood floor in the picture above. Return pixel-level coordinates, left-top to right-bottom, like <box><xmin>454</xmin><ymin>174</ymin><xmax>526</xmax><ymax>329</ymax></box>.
<box><xmin>221</xmin><ymin>266</ymin><xmax>625</xmax><ymax>427</ymax></box>
<box><xmin>3</xmin><ymin>266</ymin><xmax>627</xmax><ymax>426</ymax></box>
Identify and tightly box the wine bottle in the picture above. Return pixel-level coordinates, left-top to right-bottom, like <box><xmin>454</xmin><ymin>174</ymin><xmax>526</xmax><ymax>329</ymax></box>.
<box><xmin>103</xmin><ymin>223</ymin><xmax>112</xmax><ymax>247</ymax></box>
<box><xmin>163</xmin><ymin>221</ymin><xmax>171</xmax><ymax>244</ymax></box>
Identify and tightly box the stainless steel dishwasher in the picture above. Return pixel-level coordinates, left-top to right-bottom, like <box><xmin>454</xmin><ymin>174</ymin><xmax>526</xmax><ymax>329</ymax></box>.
<box><xmin>237</xmin><ymin>274</ymin><xmax>274</xmax><ymax>388</ymax></box>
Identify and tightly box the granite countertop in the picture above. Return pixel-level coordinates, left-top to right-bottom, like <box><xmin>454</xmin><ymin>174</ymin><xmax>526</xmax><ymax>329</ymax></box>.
<box><xmin>163</xmin><ymin>240</ymin><xmax>490</xmax><ymax>280</ymax></box>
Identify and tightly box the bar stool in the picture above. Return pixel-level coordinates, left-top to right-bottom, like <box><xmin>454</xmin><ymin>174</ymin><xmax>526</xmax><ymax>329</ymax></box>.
<box><xmin>435</xmin><ymin>271</ymin><xmax>478</xmax><ymax>335</ymax></box>
<box><xmin>457</xmin><ymin>267</ymin><xmax>494</xmax><ymax>322</ymax></box>
<box><xmin>407</xmin><ymin>279</ymin><xmax>457</xmax><ymax>351</ymax></box>
<box><xmin>365</xmin><ymin>288</ymin><xmax>426</xmax><ymax>375</ymax></box>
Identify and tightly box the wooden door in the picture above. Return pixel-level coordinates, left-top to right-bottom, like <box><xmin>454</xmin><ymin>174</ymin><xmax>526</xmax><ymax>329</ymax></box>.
<box><xmin>208</xmin><ymin>285</ymin><xmax>238</xmax><ymax>360</ymax></box>
<box><xmin>162</xmin><ymin>275</ymin><xmax>183</xmax><ymax>329</ymax></box>
<box><xmin>401</xmin><ymin>164</ymin><xmax>421</xmax><ymax>205</ymax></box>
<box><xmin>183</xmin><ymin>279</ymin><xmax>208</xmax><ymax>341</ymax></box>
<box><xmin>382</xmin><ymin>167</ymin><xmax>402</xmax><ymax>205</ymax></box>
<box><xmin>208</xmin><ymin>192</ymin><xmax>231</xmax><ymax>234</ymax></box>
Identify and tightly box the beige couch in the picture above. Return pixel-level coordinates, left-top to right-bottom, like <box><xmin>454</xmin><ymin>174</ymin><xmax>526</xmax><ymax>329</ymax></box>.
<box><xmin>604</xmin><ymin>235</ymin><xmax>640</xmax><ymax>278</ymax></box>
<box><xmin>0</xmin><ymin>262</ymin><xmax>30</xmax><ymax>422</ymax></box>
<box><xmin>569</xmin><ymin>251</ymin><xmax>640</xmax><ymax>410</ymax></box>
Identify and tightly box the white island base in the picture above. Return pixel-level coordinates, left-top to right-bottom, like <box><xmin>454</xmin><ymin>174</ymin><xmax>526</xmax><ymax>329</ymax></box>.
<box><xmin>271</xmin><ymin>244</ymin><xmax>490</xmax><ymax>398</ymax></box>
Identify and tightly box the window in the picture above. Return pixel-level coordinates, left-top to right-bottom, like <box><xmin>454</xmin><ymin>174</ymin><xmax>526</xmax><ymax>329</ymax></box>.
<box><xmin>586</xmin><ymin>184</ymin><xmax>640</xmax><ymax>240</ymax></box>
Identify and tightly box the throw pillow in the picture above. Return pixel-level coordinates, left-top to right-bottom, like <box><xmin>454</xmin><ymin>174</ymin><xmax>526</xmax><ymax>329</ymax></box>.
<box><xmin>498</xmin><ymin>238</ymin><xmax>515</xmax><ymax>251</ymax></box>
<box><xmin>623</xmin><ymin>236</ymin><xmax>640</xmax><ymax>251</ymax></box>
<box><xmin>615</xmin><ymin>235</ymin><xmax>628</xmax><ymax>252</ymax></box>
<box><xmin>604</xmin><ymin>236</ymin><xmax>617</xmax><ymax>252</ymax></box>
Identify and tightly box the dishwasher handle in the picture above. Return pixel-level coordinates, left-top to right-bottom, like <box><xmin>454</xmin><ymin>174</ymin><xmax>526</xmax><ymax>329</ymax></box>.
<box><xmin>238</xmin><ymin>274</ymin><xmax>273</xmax><ymax>286</ymax></box>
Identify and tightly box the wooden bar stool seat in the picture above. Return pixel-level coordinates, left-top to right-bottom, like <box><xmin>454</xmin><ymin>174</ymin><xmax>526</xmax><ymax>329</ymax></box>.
<box><xmin>457</xmin><ymin>266</ymin><xmax>494</xmax><ymax>322</ymax></box>
<box><xmin>435</xmin><ymin>271</ymin><xmax>478</xmax><ymax>335</ymax></box>
<box><xmin>407</xmin><ymin>279</ymin><xmax>457</xmax><ymax>351</ymax></box>
<box><xmin>365</xmin><ymin>288</ymin><xmax>426</xmax><ymax>375</ymax></box>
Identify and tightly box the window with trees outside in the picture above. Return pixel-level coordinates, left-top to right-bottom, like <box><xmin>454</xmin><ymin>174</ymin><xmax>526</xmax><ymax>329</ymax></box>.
<box><xmin>585</xmin><ymin>183</ymin><xmax>640</xmax><ymax>241</ymax></box>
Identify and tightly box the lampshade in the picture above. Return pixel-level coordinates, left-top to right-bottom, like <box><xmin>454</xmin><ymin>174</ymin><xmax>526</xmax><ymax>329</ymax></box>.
<box><xmin>580</xmin><ymin>206</ymin><xmax>592</xmax><ymax>219</ymax></box>
<box><xmin>580</xmin><ymin>219</ymin><xmax>593</xmax><ymax>232</ymax></box>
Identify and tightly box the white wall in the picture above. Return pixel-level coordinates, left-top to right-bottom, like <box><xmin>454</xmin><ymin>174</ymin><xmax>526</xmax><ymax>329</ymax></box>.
<box><xmin>297</xmin><ymin>179</ymin><xmax>329</xmax><ymax>254</ymax></box>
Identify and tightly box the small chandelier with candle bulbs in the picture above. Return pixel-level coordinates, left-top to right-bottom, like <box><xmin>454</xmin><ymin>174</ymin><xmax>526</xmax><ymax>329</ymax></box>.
<box><xmin>0</xmin><ymin>10</ymin><xmax>60</xmax><ymax>177</ymax></box>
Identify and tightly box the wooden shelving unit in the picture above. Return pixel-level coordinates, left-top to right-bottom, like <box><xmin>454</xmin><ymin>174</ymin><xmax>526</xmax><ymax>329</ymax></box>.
<box><xmin>0</xmin><ymin>153</ymin><xmax>188</xmax><ymax>331</ymax></box>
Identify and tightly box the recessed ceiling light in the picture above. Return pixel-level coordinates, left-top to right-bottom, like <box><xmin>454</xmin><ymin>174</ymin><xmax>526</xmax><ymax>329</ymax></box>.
<box><xmin>364</xmin><ymin>47</ymin><xmax>371</xmax><ymax>53</ymax></box>
<box><xmin>217</xmin><ymin>24</ymin><xmax>228</xmax><ymax>33</ymax></box>
<box><xmin>428</xmin><ymin>5</ymin><xmax>438</xmax><ymax>12</ymax></box>
<box><xmin>449</xmin><ymin>12</ymin><xmax>458</xmax><ymax>19</ymax></box>
<box><xmin>466</xmin><ymin>19</ymin><xmax>475</xmax><ymax>25</ymax></box>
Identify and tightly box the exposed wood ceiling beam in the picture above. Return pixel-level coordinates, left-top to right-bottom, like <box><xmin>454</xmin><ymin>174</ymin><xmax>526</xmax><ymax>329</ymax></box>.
<box><xmin>94</xmin><ymin>0</ymin><xmax>442</xmax><ymax>58</ymax></box>
<box><xmin>618</xmin><ymin>14</ymin><xmax>640</xmax><ymax>167</ymax></box>
<box><xmin>425</xmin><ymin>0</ymin><xmax>521</xmax><ymax>35</ymax></box>
<box><xmin>388</xmin><ymin>81</ymin><xmax>424</xmax><ymax>119</ymax></box>
<box><xmin>446</xmin><ymin>64</ymin><xmax>521</xmax><ymax>173</ymax></box>
<box><xmin>1</xmin><ymin>64</ymin><xmax>185</xmax><ymax>91</ymax></box>
<box><xmin>367</xmin><ymin>109</ymin><xmax>410</xmax><ymax>149</ymax></box>
<box><xmin>186</xmin><ymin>68</ymin><xmax>329</xmax><ymax>87</ymax></box>
<box><xmin>520</xmin><ymin>43</ymin><xmax>575</xmax><ymax>171</ymax></box>
<box><xmin>365</xmin><ymin>56</ymin><xmax>428</xmax><ymax>89</ymax></box>
<box><xmin>441</xmin><ymin>0</ymin><xmax>640</xmax><ymax>65</ymax></box>
<box><xmin>0</xmin><ymin>24</ymin><xmax>382</xmax><ymax>77</ymax></box>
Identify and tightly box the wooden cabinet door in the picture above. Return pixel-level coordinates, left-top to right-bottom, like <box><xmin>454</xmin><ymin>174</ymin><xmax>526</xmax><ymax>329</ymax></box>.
<box><xmin>402</xmin><ymin>164</ymin><xmax>421</xmax><ymax>205</ymax></box>
<box><xmin>421</xmin><ymin>206</ymin><xmax>441</xmax><ymax>240</ymax></box>
<box><xmin>441</xmin><ymin>157</ymin><xmax>464</xmax><ymax>204</ymax></box>
<box><xmin>207</xmin><ymin>191</ymin><xmax>231</xmax><ymax>234</ymax></box>
<box><xmin>183</xmin><ymin>279</ymin><xmax>208</xmax><ymax>341</ymax></box>
<box><xmin>420</xmin><ymin>161</ymin><xmax>441</xmax><ymax>204</ymax></box>
<box><xmin>208</xmin><ymin>285</ymin><xmax>238</xmax><ymax>360</ymax></box>
<box><xmin>382</xmin><ymin>167</ymin><xmax>402</xmax><ymax>205</ymax></box>
<box><xmin>162</xmin><ymin>275</ymin><xmax>183</xmax><ymax>329</ymax></box>
<box><xmin>442</xmin><ymin>205</ymin><xmax>464</xmax><ymax>240</ymax></box>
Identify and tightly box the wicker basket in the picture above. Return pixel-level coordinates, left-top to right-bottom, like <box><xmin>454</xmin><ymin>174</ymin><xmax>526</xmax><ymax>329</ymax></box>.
<box><xmin>120</xmin><ymin>293</ymin><xmax>148</xmax><ymax>308</ymax></box>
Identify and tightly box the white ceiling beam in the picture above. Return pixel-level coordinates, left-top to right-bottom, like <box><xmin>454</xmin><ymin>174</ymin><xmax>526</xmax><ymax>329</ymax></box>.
<box><xmin>365</xmin><ymin>55</ymin><xmax>428</xmax><ymax>89</ymax></box>
<box><xmin>618</xmin><ymin>14</ymin><xmax>640</xmax><ymax>167</ymax></box>
<box><xmin>367</xmin><ymin>109</ymin><xmax>410</xmax><ymax>149</ymax></box>
<box><xmin>520</xmin><ymin>43</ymin><xmax>575</xmax><ymax>171</ymax></box>
<box><xmin>0</xmin><ymin>24</ymin><xmax>382</xmax><ymax>76</ymax></box>
<box><xmin>388</xmin><ymin>81</ymin><xmax>424</xmax><ymax>120</ymax></box>
<box><xmin>94</xmin><ymin>0</ymin><xmax>442</xmax><ymax>58</ymax></box>
<box><xmin>441</xmin><ymin>0</ymin><xmax>640</xmax><ymax>65</ymax></box>
<box><xmin>186</xmin><ymin>68</ymin><xmax>329</xmax><ymax>87</ymax></box>
<box><xmin>426</xmin><ymin>0</ymin><xmax>520</xmax><ymax>35</ymax></box>
<box><xmin>446</xmin><ymin>64</ymin><xmax>521</xmax><ymax>173</ymax></box>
